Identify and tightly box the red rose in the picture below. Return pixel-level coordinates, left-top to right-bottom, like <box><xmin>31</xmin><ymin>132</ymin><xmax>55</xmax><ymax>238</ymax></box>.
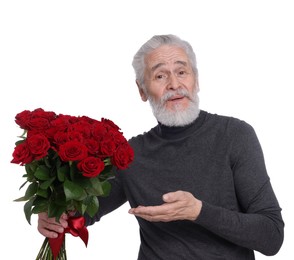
<box><xmin>59</xmin><ymin>140</ymin><xmax>88</xmax><ymax>162</ymax></box>
<box><xmin>84</xmin><ymin>139</ymin><xmax>100</xmax><ymax>155</ymax></box>
<box><xmin>99</xmin><ymin>138</ymin><xmax>116</xmax><ymax>157</ymax></box>
<box><xmin>101</xmin><ymin>118</ymin><xmax>120</xmax><ymax>131</ymax></box>
<box><xmin>67</xmin><ymin>131</ymin><xmax>84</xmax><ymax>142</ymax></box>
<box><xmin>91</xmin><ymin>122</ymin><xmax>108</xmax><ymax>141</ymax></box>
<box><xmin>46</xmin><ymin>115</ymin><xmax>71</xmax><ymax>138</ymax></box>
<box><xmin>26</xmin><ymin>117</ymin><xmax>52</xmax><ymax>132</ymax></box>
<box><xmin>112</xmin><ymin>142</ymin><xmax>134</xmax><ymax>169</ymax></box>
<box><xmin>77</xmin><ymin>157</ymin><xmax>105</xmax><ymax>178</ymax></box>
<box><xmin>11</xmin><ymin>142</ymin><xmax>34</xmax><ymax>165</ymax></box>
<box><xmin>14</xmin><ymin>110</ymin><xmax>31</xmax><ymax>129</ymax></box>
<box><xmin>80</xmin><ymin>115</ymin><xmax>99</xmax><ymax>125</ymax></box>
<box><xmin>53</xmin><ymin>132</ymin><xmax>70</xmax><ymax>147</ymax></box>
<box><xmin>19</xmin><ymin>108</ymin><xmax>56</xmax><ymax>131</ymax></box>
<box><xmin>111</xmin><ymin>130</ymin><xmax>127</xmax><ymax>146</ymax></box>
<box><xmin>26</xmin><ymin>133</ymin><xmax>50</xmax><ymax>160</ymax></box>
<box><xmin>69</xmin><ymin>121</ymin><xmax>92</xmax><ymax>139</ymax></box>
<box><xmin>30</xmin><ymin>108</ymin><xmax>56</xmax><ymax>121</ymax></box>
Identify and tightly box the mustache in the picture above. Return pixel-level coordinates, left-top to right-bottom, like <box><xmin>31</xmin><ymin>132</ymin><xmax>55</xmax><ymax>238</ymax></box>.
<box><xmin>161</xmin><ymin>88</ymin><xmax>190</xmax><ymax>103</ymax></box>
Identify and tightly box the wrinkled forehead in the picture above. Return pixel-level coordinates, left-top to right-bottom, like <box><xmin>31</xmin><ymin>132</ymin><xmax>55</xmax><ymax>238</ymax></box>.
<box><xmin>145</xmin><ymin>45</ymin><xmax>191</xmax><ymax>70</ymax></box>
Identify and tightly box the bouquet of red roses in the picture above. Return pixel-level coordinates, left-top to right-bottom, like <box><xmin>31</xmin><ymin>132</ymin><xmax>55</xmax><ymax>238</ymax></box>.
<box><xmin>11</xmin><ymin>108</ymin><xmax>134</xmax><ymax>259</ymax></box>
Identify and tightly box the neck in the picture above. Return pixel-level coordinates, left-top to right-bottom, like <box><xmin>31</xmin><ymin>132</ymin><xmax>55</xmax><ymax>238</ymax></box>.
<box><xmin>156</xmin><ymin>110</ymin><xmax>206</xmax><ymax>139</ymax></box>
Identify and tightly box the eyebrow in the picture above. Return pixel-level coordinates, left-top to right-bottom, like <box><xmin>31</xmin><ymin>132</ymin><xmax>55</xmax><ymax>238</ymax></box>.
<box><xmin>151</xmin><ymin>60</ymin><xmax>188</xmax><ymax>72</ymax></box>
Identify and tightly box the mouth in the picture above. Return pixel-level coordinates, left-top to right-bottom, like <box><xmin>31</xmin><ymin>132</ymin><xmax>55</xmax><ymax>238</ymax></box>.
<box><xmin>167</xmin><ymin>95</ymin><xmax>185</xmax><ymax>102</ymax></box>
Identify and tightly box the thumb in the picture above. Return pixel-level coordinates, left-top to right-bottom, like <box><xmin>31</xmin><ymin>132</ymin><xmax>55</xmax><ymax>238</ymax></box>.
<box><xmin>162</xmin><ymin>192</ymin><xmax>177</xmax><ymax>203</ymax></box>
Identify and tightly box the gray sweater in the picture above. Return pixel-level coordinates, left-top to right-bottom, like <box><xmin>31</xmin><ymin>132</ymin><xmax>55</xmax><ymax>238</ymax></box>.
<box><xmin>85</xmin><ymin>110</ymin><xmax>284</xmax><ymax>259</ymax></box>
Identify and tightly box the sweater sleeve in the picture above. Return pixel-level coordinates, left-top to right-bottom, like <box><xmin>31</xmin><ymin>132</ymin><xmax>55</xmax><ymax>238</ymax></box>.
<box><xmin>195</xmin><ymin>121</ymin><xmax>284</xmax><ymax>255</ymax></box>
<box><xmin>84</xmin><ymin>174</ymin><xmax>127</xmax><ymax>226</ymax></box>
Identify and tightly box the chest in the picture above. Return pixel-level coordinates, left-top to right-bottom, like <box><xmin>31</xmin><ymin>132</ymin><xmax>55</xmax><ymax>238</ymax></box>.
<box><xmin>122</xmin><ymin>138</ymin><xmax>239</xmax><ymax>210</ymax></box>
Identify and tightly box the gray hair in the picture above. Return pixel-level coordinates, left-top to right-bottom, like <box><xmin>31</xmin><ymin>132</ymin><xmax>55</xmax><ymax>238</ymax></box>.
<box><xmin>132</xmin><ymin>34</ymin><xmax>198</xmax><ymax>91</ymax></box>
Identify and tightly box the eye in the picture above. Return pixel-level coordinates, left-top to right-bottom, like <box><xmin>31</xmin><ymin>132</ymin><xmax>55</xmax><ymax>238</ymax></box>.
<box><xmin>179</xmin><ymin>70</ymin><xmax>187</xmax><ymax>75</ymax></box>
<box><xmin>177</xmin><ymin>69</ymin><xmax>189</xmax><ymax>78</ymax></box>
<box><xmin>155</xmin><ymin>73</ymin><xmax>167</xmax><ymax>80</ymax></box>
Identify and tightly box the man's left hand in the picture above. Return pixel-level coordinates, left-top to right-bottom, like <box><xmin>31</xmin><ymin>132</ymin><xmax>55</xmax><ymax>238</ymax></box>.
<box><xmin>128</xmin><ymin>190</ymin><xmax>202</xmax><ymax>222</ymax></box>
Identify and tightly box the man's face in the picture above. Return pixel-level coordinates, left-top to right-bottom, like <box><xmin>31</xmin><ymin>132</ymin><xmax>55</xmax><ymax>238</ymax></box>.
<box><xmin>139</xmin><ymin>45</ymin><xmax>199</xmax><ymax>126</ymax></box>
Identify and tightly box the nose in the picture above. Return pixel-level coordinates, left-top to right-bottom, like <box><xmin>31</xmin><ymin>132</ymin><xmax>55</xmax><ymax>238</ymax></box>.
<box><xmin>167</xmin><ymin>74</ymin><xmax>180</xmax><ymax>90</ymax></box>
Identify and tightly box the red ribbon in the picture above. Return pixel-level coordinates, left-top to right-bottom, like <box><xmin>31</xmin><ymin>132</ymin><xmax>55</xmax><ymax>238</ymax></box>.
<box><xmin>49</xmin><ymin>216</ymin><xmax>89</xmax><ymax>259</ymax></box>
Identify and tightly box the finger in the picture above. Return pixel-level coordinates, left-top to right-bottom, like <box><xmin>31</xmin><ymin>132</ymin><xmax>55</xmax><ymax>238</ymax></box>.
<box><xmin>37</xmin><ymin>226</ymin><xmax>60</xmax><ymax>238</ymax></box>
<box><xmin>132</xmin><ymin>210</ymin><xmax>178</xmax><ymax>222</ymax></box>
<box><xmin>129</xmin><ymin>205</ymin><xmax>167</xmax><ymax>216</ymax></box>
<box><xmin>163</xmin><ymin>190</ymin><xmax>185</xmax><ymax>203</ymax></box>
<box><xmin>128</xmin><ymin>205</ymin><xmax>146</xmax><ymax>214</ymax></box>
<box><xmin>129</xmin><ymin>206</ymin><xmax>149</xmax><ymax>216</ymax></box>
<box><xmin>39</xmin><ymin>212</ymin><xmax>68</xmax><ymax>227</ymax></box>
<box><xmin>37</xmin><ymin>219</ymin><xmax>64</xmax><ymax>238</ymax></box>
<box><xmin>37</xmin><ymin>212</ymin><xmax>67</xmax><ymax>238</ymax></box>
<box><xmin>67</xmin><ymin>210</ymin><xmax>76</xmax><ymax>217</ymax></box>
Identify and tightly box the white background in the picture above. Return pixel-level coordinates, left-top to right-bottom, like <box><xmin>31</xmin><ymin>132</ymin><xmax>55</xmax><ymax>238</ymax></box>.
<box><xmin>0</xmin><ymin>0</ymin><xmax>293</xmax><ymax>259</ymax></box>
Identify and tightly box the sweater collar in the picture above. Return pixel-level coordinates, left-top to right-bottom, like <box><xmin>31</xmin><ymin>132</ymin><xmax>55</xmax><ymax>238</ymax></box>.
<box><xmin>155</xmin><ymin>110</ymin><xmax>207</xmax><ymax>139</ymax></box>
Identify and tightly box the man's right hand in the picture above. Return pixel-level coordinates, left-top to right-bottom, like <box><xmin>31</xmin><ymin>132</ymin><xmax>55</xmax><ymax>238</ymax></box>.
<box><xmin>37</xmin><ymin>212</ymin><xmax>69</xmax><ymax>238</ymax></box>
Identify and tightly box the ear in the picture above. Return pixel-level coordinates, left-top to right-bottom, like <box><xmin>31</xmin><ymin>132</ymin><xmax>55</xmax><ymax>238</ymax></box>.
<box><xmin>196</xmin><ymin>78</ymin><xmax>200</xmax><ymax>92</ymax></box>
<box><xmin>136</xmin><ymin>80</ymin><xmax>148</xmax><ymax>102</ymax></box>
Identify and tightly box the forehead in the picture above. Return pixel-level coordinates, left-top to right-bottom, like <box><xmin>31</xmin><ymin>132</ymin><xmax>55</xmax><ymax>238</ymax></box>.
<box><xmin>145</xmin><ymin>45</ymin><xmax>190</xmax><ymax>70</ymax></box>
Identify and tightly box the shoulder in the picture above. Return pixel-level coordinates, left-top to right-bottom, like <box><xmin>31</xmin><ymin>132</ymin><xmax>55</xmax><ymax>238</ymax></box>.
<box><xmin>204</xmin><ymin>111</ymin><xmax>255</xmax><ymax>134</ymax></box>
<box><xmin>200</xmin><ymin>111</ymin><xmax>260</xmax><ymax>149</ymax></box>
<box><xmin>127</xmin><ymin>125</ymin><xmax>158</xmax><ymax>149</ymax></box>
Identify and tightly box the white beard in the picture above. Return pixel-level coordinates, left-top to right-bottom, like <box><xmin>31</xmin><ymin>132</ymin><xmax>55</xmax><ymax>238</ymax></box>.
<box><xmin>147</xmin><ymin>87</ymin><xmax>200</xmax><ymax>127</ymax></box>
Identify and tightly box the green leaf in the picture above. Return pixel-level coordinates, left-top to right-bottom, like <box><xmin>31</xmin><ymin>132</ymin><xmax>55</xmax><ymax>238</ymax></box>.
<box><xmin>73</xmin><ymin>201</ymin><xmax>83</xmax><ymax>215</ymax></box>
<box><xmin>14</xmin><ymin>196</ymin><xmax>27</xmax><ymax>202</ymax></box>
<box><xmin>44</xmin><ymin>155</ymin><xmax>52</xmax><ymax>168</ymax></box>
<box><xmin>85</xmin><ymin>196</ymin><xmax>99</xmax><ymax>217</ymax></box>
<box><xmin>99</xmin><ymin>165</ymin><xmax>114</xmax><ymax>179</ymax></box>
<box><xmin>25</xmin><ymin>163</ymin><xmax>37</xmax><ymax>181</ymax></box>
<box><xmin>85</xmin><ymin>178</ymin><xmax>104</xmax><ymax>196</ymax></box>
<box><xmin>34</xmin><ymin>165</ymin><xmax>51</xmax><ymax>180</ymax></box>
<box><xmin>101</xmin><ymin>180</ymin><xmax>112</xmax><ymax>197</ymax></box>
<box><xmin>57</xmin><ymin>165</ymin><xmax>69</xmax><ymax>182</ymax></box>
<box><xmin>25</xmin><ymin>182</ymin><xmax>38</xmax><ymax>197</ymax></box>
<box><xmin>15</xmin><ymin>139</ymin><xmax>25</xmax><ymax>146</ymax></box>
<box><xmin>39</xmin><ymin>177</ymin><xmax>55</xmax><ymax>189</ymax></box>
<box><xmin>19</xmin><ymin>180</ymin><xmax>28</xmax><ymax>190</ymax></box>
<box><xmin>81</xmin><ymin>202</ymin><xmax>87</xmax><ymax>215</ymax></box>
<box><xmin>48</xmin><ymin>201</ymin><xmax>66</xmax><ymax>222</ymax></box>
<box><xmin>32</xmin><ymin>204</ymin><xmax>48</xmax><ymax>214</ymax></box>
<box><xmin>64</xmin><ymin>180</ymin><xmax>87</xmax><ymax>201</ymax></box>
<box><xmin>69</xmin><ymin>162</ymin><xmax>79</xmax><ymax>181</ymax></box>
<box><xmin>14</xmin><ymin>182</ymin><xmax>38</xmax><ymax>201</ymax></box>
<box><xmin>36</xmin><ymin>187</ymin><xmax>49</xmax><ymax>198</ymax></box>
<box><xmin>32</xmin><ymin>197</ymin><xmax>49</xmax><ymax>213</ymax></box>
<box><xmin>24</xmin><ymin>196</ymin><xmax>36</xmax><ymax>225</ymax></box>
